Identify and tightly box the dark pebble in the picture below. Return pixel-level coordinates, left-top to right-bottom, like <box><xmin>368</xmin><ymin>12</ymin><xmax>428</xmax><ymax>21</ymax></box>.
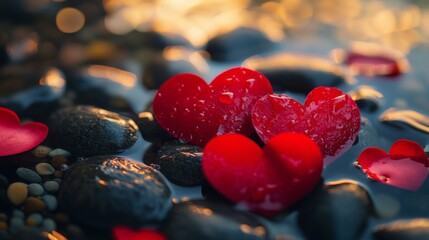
<box><xmin>59</xmin><ymin>156</ymin><xmax>172</xmax><ymax>228</ymax></box>
<box><xmin>16</xmin><ymin>168</ymin><xmax>42</xmax><ymax>183</ymax></box>
<box><xmin>373</xmin><ymin>218</ymin><xmax>429</xmax><ymax>240</ymax></box>
<box><xmin>297</xmin><ymin>180</ymin><xmax>374</xmax><ymax>240</ymax></box>
<box><xmin>15</xmin><ymin>227</ymin><xmax>50</xmax><ymax>240</ymax></box>
<box><xmin>0</xmin><ymin>66</ymin><xmax>66</xmax><ymax>121</ymax></box>
<box><xmin>0</xmin><ymin>173</ymin><xmax>9</xmax><ymax>188</ymax></box>
<box><xmin>348</xmin><ymin>86</ymin><xmax>383</xmax><ymax>112</ymax></box>
<box><xmin>206</xmin><ymin>27</ymin><xmax>274</xmax><ymax>62</ymax></box>
<box><xmin>162</xmin><ymin>200</ymin><xmax>269</xmax><ymax>240</ymax></box>
<box><xmin>48</xmin><ymin>105</ymin><xmax>139</xmax><ymax>156</ymax></box>
<box><xmin>141</xmin><ymin>50</ymin><xmax>204</xmax><ymax>89</ymax></box>
<box><xmin>244</xmin><ymin>53</ymin><xmax>349</xmax><ymax>94</ymax></box>
<box><xmin>134</xmin><ymin>103</ymin><xmax>173</xmax><ymax>143</ymax></box>
<box><xmin>139</xmin><ymin>31</ymin><xmax>192</xmax><ymax>50</ymax></box>
<box><xmin>153</xmin><ymin>140</ymin><xmax>203</xmax><ymax>186</ymax></box>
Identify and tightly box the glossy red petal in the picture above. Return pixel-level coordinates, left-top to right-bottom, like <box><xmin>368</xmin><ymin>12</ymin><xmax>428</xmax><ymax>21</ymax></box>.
<box><xmin>357</xmin><ymin>140</ymin><xmax>429</xmax><ymax>191</ymax></box>
<box><xmin>153</xmin><ymin>67</ymin><xmax>273</xmax><ymax>147</ymax></box>
<box><xmin>251</xmin><ymin>87</ymin><xmax>360</xmax><ymax>165</ymax></box>
<box><xmin>113</xmin><ymin>227</ymin><xmax>166</xmax><ymax>240</ymax></box>
<box><xmin>202</xmin><ymin>133</ymin><xmax>323</xmax><ymax>216</ymax></box>
<box><xmin>0</xmin><ymin>108</ymin><xmax>48</xmax><ymax>157</ymax></box>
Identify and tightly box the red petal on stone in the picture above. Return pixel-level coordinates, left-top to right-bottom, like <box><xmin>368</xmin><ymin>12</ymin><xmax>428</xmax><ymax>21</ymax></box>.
<box><xmin>153</xmin><ymin>67</ymin><xmax>273</xmax><ymax>147</ymax></box>
<box><xmin>357</xmin><ymin>140</ymin><xmax>429</xmax><ymax>191</ymax></box>
<box><xmin>0</xmin><ymin>108</ymin><xmax>48</xmax><ymax>157</ymax></box>
<box><xmin>113</xmin><ymin>226</ymin><xmax>166</xmax><ymax>240</ymax></box>
<box><xmin>202</xmin><ymin>133</ymin><xmax>323</xmax><ymax>217</ymax></box>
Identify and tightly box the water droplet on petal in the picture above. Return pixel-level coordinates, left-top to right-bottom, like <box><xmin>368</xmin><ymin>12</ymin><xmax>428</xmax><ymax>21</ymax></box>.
<box><xmin>218</xmin><ymin>92</ymin><xmax>234</xmax><ymax>105</ymax></box>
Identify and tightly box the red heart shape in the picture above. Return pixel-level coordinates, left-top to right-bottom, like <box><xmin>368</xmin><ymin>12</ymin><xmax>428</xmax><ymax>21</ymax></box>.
<box><xmin>251</xmin><ymin>87</ymin><xmax>360</xmax><ymax>165</ymax></box>
<box><xmin>357</xmin><ymin>139</ymin><xmax>429</xmax><ymax>191</ymax></box>
<box><xmin>0</xmin><ymin>108</ymin><xmax>48</xmax><ymax>157</ymax></box>
<box><xmin>202</xmin><ymin>133</ymin><xmax>323</xmax><ymax>216</ymax></box>
<box><xmin>113</xmin><ymin>227</ymin><xmax>166</xmax><ymax>240</ymax></box>
<box><xmin>153</xmin><ymin>67</ymin><xmax>273</xmax><ymax>146</ymax></box>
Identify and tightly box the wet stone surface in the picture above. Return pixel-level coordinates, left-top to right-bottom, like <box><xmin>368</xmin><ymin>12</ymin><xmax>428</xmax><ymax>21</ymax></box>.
<box><xmin>162</xmin><ymin>200</ymin><xmax>269</xmax><ymax>240</ymax></box>
<box><xmin>151</xmin><ymin>140</ymin><xmax>204</xmax><ymax>187</ymax></box>
<box><xmin>243</xmin><ymin>54</ymin><xmax>349</xmax><ymax>94</ymax></box>
<box><xmin>373</xmin><ymin>218</ymin><xmax>429</xmax><ymax>240</ymax></box>
<box><xmin>48</xmin><ymin>105</ymin><xmax>139</xmax><ymax>157</ymax></box>
<box><xmin>134</xmin><ymin>103</ymin><xmax>174</xmax><ymax>143</ymax></box>
<box><xmin>206</xmin><ymin>27</ymin><xmax>274</xmax><ymax>62</ymax></box>
<box><xmin>59</xmin><ymin>156</ymin><xmax>172</xmax><ymax>229</ymax></box>
<box><xmin>297</xmin><ymin>180</ymin><xmax>374</xmax><ymax>240</ymax></box>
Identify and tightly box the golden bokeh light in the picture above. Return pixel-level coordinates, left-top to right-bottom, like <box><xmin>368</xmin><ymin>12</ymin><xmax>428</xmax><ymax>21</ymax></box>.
<box><xmin>56</xmin><ymin>8</ymin><xmax>86</xmax><ymax>33</ymax></box>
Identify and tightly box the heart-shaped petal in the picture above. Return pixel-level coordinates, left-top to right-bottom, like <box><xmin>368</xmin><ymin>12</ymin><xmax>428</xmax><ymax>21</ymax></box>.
<box><xmin>0</xmin><ymin>108</ymin><xmax>48</xmax><ymax>157</ymax></box>
<box><xmin>153</xmin><ymin>67</ymin><xmax>273</xmax><ymax>146</ymax></box>
<box><xmin>357</xmin><ymin>139</ymin><xmax>429</xmax><ymax>191</ymax></box>
<box><xmin>252</xmin><ymin>87</ymin><xmax>360</xmax><ymax>165</ymax></box>
<box><xmin>113</xmin><ymin>226</ymin><xmax>166</xmax><ymax>240</ymax></box>
<box><xmin>202</xmin><ymin>132</ymin><xmax>323</xmax><ymax>216</ymax></box>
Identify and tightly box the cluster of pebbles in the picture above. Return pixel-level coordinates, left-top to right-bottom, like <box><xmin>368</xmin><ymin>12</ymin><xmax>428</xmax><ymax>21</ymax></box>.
<box><xmin>0</xmin><ymin>146</ymin><xmax>84</xmax><ymax>239</ymax></box>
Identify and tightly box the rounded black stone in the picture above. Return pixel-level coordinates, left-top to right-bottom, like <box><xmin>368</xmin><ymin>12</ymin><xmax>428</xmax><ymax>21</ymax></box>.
<box><xmin>206</xmin><ymin>27</ymin><xmax>274</xmax><ymax>62</ymax></box>
<box><xmin>58</xmin><ymin>156</ymin><xmax>172</xmax><ymax>228</ymax></box>
<box><xmin>162</xmin><ymin>200</ymin><xmax>269</xmax><ymax>240</ymax></box>
<box><xmin>297</xmin><ymin>180</ymin><xmax>374</xmax><ymax>240</ymax></box>
<box><xmin>48</xmin><ymin>105</ymin><xmax>139</xmax><ymax>156</ymax></box>
<box><xmin>152</xmin><ymin>140</ymin><xmax>203</xmax><ymax>187</ymax></box>
<box><xmin>134</xmin><ymin>103</ymin><xmax>173</xmax><ymax>143</ymax></box>
<box><xmin>373</xmin><ymin>218</ymin><xmax>429</xmax><ymax>240</ymax></box>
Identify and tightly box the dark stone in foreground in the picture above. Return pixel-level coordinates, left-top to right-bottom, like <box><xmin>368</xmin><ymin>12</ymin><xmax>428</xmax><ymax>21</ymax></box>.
<box><xmin>373</xmin><ymin>219</ymin><xmax>429</xmax><ymax>240</ymax></box>
<box><xmin>59</xmin><ymin>156</ymin><xmax>172</xmax><ymax>228</ymax></box>
<box><xmin>135</xmin><ymin>103</ymin><xmax>173</xmax><ymax>143</ymax></box>
<box><xmin>154</xmin><ymin>140</ymin><xmax>203</xmax><ymax>187</ymax></box>
<box><xmin>162</xmin><ymin>200</ymin><xmax>269</xmax><ymax>240</ymax></box>
<box><xmin>48</xmin><ymin>106</ymin><xmax>138</xmax><ymax>156</ymax></box>
<box><xmin>298</xmin><ymin>180</ymin><xmax>374</xmax><ymax>240</ymax></box>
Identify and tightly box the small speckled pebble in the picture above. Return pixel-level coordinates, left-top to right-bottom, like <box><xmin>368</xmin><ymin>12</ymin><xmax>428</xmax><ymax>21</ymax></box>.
<box><xmin>44</xmin><ymin>181</ymin><xmax>59</xmax><ymax>193</ymax></box>
<box><xmin>9</xmin><ymin>217</ymin><xmax>24</xmax><ymax>235</ymax></box>
<box><xmin>0</xmin><ymin>221</ymin><xmax>7</xmax><ymax>231</ymax></box>
<box><xmin>16</xmin><ymin>168</ymin><xmax>42</xmax><ymax>183</ymax></box>
<box><xmin>49</xmin><ymin>148</ymin><xmax>71</xmax><ymax>157</ymax></box>
<box><xmin>33</xmin><ymin>146</ymin><xmax>52</xmax><ymax>158</ymax></box>
<box><xmin>12</xmin><ymin>210</ymin><xmax>24</xmax><ymax>219</ymax></box>
<box><xmin>51</xmin><ymin>156</ymin><xmax>68</xmax><ymax>169</ymax></box>
<box><xmin>23</xmin><ymin>197</ymin><xmax>46</xmax><ymax>214</ymax></box>
<box><xmin>41</xmin><ymin>218</ymin><xmax>56</xmax><ymax>232</ymax></box>
<box><xmin>28</xmin><ymin>183</ymin><xmax>44</xmax><ymax>196</ymax></box>
<box><xmin>26</xmin><ymin>213</ymin><xmax>43</xmax><ymax>226</ymax></box>
<box><xmin>42</xmin><ymin>195</ymin><xmax>58</xmax><ymax>211</ymax></box>
<box><xmin>35</xmin><ymin>163</ymin><xmax>55</xmax><ymax>176</ymax></box>
<box><xmin>7</xmin><ymin>183</ymin><xmax>28</xmax><ymax>206</ymax></box>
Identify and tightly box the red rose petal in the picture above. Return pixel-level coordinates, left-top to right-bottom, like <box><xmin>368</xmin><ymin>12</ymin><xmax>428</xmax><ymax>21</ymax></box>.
<box><xmin>202</xmin><ymin>133</ymin><xmax>323</xmax><ymax>216</ymax></box>
<box><xmin>252</xmin><ymin>87</ymin><xmax>360</xmax><ymax>165</ymax></box>
<box><xmin>357</xmin><ymin>139</ymin><xmax>429</xmax><ymax>191</ymax></box>
<box><xmin>153</xmin><ymin>67</ymin><xmax>273</xmax><ymax>147</ymax></box>
<box><xmin>113</xmin><ymin>227</ymin><xmax>166</xmax><ymax>240</ymax></box>
<box><xmin>0</xmin><ymin>108</ymin><xmax>48</xmax><ymax>157</ymax></box>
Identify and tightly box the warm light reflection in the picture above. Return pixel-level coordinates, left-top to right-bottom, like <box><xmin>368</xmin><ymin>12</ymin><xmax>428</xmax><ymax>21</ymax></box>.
<box><xmin>7</xmin><ymin>31</ymin><xmax>39</xmax><ymax>62</ymax></box>
<box><xmin>56</xmin><ymin>8</ymin><xmax>85</xmax><ymax>33</ymax></box>
<box><xmin>39</xmin><ymin>68</ymin><xmax>66</xmax><ymax>88</ymax></box>
<box><xmin>86</xmin><ymin>65</ymin><xmax>137</xmax><ymax>88</ymax></box>
<box><xmin>163</xmin><ymin>47</ymin><xmax>209</xmax><ymax>74</ymax></box>
<box><xmin>138</xmin><ymin>112</ymin><xmax>154</xmax><ymax>121</ymax></box>
<box><xmin>380</xmin><ymin>108</ymin><xmax>429</xmax><ymax>134</ymax></box>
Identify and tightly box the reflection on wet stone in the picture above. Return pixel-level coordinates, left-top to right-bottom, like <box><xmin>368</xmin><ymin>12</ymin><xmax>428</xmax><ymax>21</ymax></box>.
<box><xmin>162</xmin><ymin>200</ymin><xmax>268</xmax><ymax>240</ymax></box>
<box><xmin>373</xmin><ymin>218</ymin><xmax>429</xmax><ymax>240</ymax></box>
<box><xmin>59</xmin><ymin>156</ymin><xmax>172</xmax><ymax>228</ymax></box>
<box><xmin>348</xmin><ymin>86</ymin><xmax>383</xmax><ymax>112</ymax></box>
<box><xmin>48</xmin><ymin>106</ymin><xmax>138</xmax><ymax>156</ymax></box>
<box><xmin>298</xmin><ymin>180</ymin><xmax>374</xmax><ymax>240</ymax></box>
<box><xmin>206</xmin><ymin>27</ymin><xmax>274</xmax><ymax>62</ymax></box>
<box><xmin>243</xmin><ymin>53</ymin><xmax>351</xmax><ymax>94</ymax></box>
<box><xmin>379</xmin><ymin>108</ymin><xmax>429</xmax><ymax>134</ymax></box>
<box><xmin>0</xmin><ymin>66</ymin><xmax>66</xmax><ymax>121</ymax></box>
